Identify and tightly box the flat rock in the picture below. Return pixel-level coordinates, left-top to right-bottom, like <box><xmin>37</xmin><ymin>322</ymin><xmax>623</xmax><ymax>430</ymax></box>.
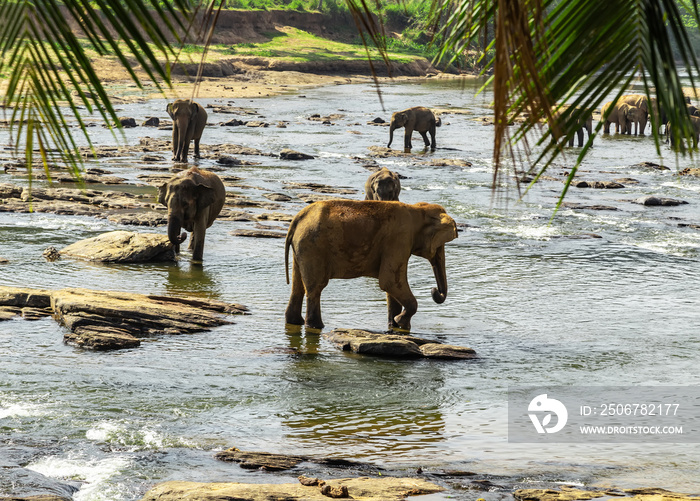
<box><xmin>515</xmin><ymin>487</ymin><xmax>699</xmax><ymax>501</ymax></box>
<box><xmin>0</xmin><ymin>286</ymin><xmax>248</xmax><ymax>351</ymax></box>
<box><xmin>679</xmin><ymin>167</ymin><xmax>700</xmax><ymax>177</ymax></box>
<box><xmin>633</xmin><ymin>196</ymin><xmax>688</xmax><ymax>206</ymax></box>
<box><xmin>230</xmin><ymin>229</ymin><xmax>287</xmax><ymax>238</ymax></box>
<box><xmin>561</xmin><ymin>202</ymin><xmax>619</xmax><ymax>211</ymax></box>
<box><xmin>139</xmin><ymin>477</ymin><xmax>443</xmax><ymax>501</ymax></box>
<box><xmin>60</xmin><ymin>231</ymin><xmax>176</xmax><ymax>262</ymax></box>
<box><xmin>215</xmin><ymin>448</ymin><xmax>306</xmax><ymax>470</ymax></box>
<box><xmin>325</xmin><ymin>329</ymin><xmax>476</xmax><ymax>360</ymax></box>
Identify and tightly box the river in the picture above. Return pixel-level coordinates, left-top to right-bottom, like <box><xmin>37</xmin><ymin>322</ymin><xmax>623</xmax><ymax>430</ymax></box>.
<box><xmin>1</xmin><ymin>77</ymin><xmax>699</xmax><ymax>500</ymax></box>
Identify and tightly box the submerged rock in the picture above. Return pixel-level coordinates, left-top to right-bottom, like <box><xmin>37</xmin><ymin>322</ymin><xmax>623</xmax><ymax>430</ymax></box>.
<box><xmin>325</xmin><ymin>329</ymin><xmax>477</xmax><ymax>360</ymax></box>
<box><xmin>60</xmin><ymin>231</ymin><xmax>175</xmax><ymax>262</ymax></box>
<box><xmin>139</xmin><ymin>477</ymin><xmax>443</xmax><ymax>501</ymax></box>
<box><xmin>280</xmin><ymin>148</ymin><xmax>315</xmax><ymax>160</ymax></box>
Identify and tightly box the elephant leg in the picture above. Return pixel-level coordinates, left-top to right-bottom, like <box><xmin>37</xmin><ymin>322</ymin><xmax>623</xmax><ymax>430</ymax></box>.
<box><xmin>404</xmin><ymin>127</ymin><xmax>413</xmax><ymax>151</ymax></box>
<box><xmin>419</xmin><ymin>131</ymin><xmax>430</xmax><ymax>148</ymax></box>
<box><xmin>285</xmin><ymin>258</ymin><xmax>306</xmax><ymax>326</ymax></box>
<box><xmin>576</xmin><ymin>127</ymin><xmax>584</xmax><ymax>147</ymax></box>
<box><xmin>604</xmin><ymin>120</ymin><xmax>610</xmax><ymax>134</ymax></box>
<box><xmin>172</xmin><ymin>126</ymin><xmax>180</xmax><ymax>161</ymax></box>
<box><xmin>181</xmin><ymin>139</ymin><xmax>190</xmax><ymax>163</ymax></box>
<box><xmin>189</xmin><ymin>210</ymin><xmax>208</xmax><ymax>262</ymax></box>
<box><xmin>386</xmin><ymin>293</ymin><xmax>402</xmax><ymax>331</ymax></box>
<box><xmin>193</xmin><ymin>138</ymin><xmax>201</xmax><ymax>159</ymax></box>
<box><xmin>379</xmin><ymin>265</ymin><xmax>416</xmax><ymax>331</ymax></box>
<box><xmin>429</xmin><ymin>127</ymin><xmax>436</xmax><ymax>151</ymax></box>
<box><xmin>304</xmin><ymin>283</ymin><xmax>326</xmax><ymax>329</ymax></box>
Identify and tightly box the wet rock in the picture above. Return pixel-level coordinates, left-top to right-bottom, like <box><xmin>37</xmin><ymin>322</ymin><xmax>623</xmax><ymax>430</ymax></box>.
<box><xmin>299</xmin><ymin>475</ymin><xmax>322</xmax><ymax>486</ymax></box>
<box><xmin>297</xmin><ymin>193</ymin><xmax>352</xmax><ymax>203</ymax></box>
<box><xmin>0</xmin><ymin>256</ymin><xmax>8</xmax><ymax>264</ymax></box>
<box><xmin>679</xmin><ymin>167</ymin><xmax>700</xmax><ymax>177</ymax></box>
<box><xmin>222</xmin><ymin>118</ymin><xmax>246</xmax><ymax>126</ymax></box>
<box><xmin>215</xmin><ymin>448</ymin><xmax>306</xmax><ymax>470</ymax></box>
<box><xmin>119</xmin><ymin>117</ymin><xmax>137</xmax><ymax>128</ymax></box>
<box><xmin>256</xmin><ymin>212</ymin><xmax>294</xmax><ymax>222</ymax></box>
<box><xmin>633</xmin><ymin>196</ymin><xmax>688</xmax><ymax>206</ymax></box>
<box><xmin>631</xmin><ymin>161</ymin><xmax>670</xmax><ymax>171</ymax></box>
<box><xmin>142</xmin><ymin>154</ymin><xmax>166</xmax><ymax>162</ymax></box>
<box><xmin>369</xmin><ymin>117</ymin><xmax>386</xmax><ymax>124</ymax></box>
<box><xmin>246</xmin><ymin>120</ymin><xmax>269</xmax><ymax>127</ymax></box>
<box><xmin>614</xmin><ymin>177</ymin><xmax>640</xmax><ymax>184</ymax></box>
<box><xmin>572</xmin><ymin>180</ymin><xmax>625</xmax><ymax>189</ymax></box>
<box><xmin>230</xmin><ymin>228</ymin><xmax>287</xmax><ymax>238</ymax></box>
<box><xmin>60</xmin><ymin>231</ymin><xmax>176</xmax><ymax>263</ymax></box>
<box><xmin>321</xmin><ymin>484</ymin><xmax>349</xmax><ymax>498</ymax></box>
<box><xmin>419</xmin><ymin>342</ymin><xmax>479</xmax><ymax>359</ymax></box>
<box><xmin>142</xmin><ymin>117</ymin><xmax>160</xmax><ymax>127</ymax></box>
<box><xmin>263</xmin><ymin>192</ymin><xmax>293</xmax><ymax>202</ymax></box>
<box><xmin>43</xmin><ymin>246</ymin><xmax>61</xmax><ymax>261</ymax></box>
<box><xmin>280</xmin><ymin>148</ymin><xmax>315</xmax><ymax>160</ymax></box>
<box><xmin>561</xmin><ymin>202</ymin><xmax>619</xmax><ymax>211</ymax></box>
<box><xmin>325</xmin><ymin>329</ymin><xmax>476</xmax><ymax>360</ymax></box>
<box><xmin>426</xmin><ymin>158</ymin><xmax>473</xmax><ymax>168</ymax></box>
<box><xmin>106</xmin><ymin>212</ymin><xmax>167</xmax><ymax>227</ymax></box>
<box><xmin>139</xmin><ymin>477</ymin><xmax>443</xmax><ymax>501</ymax></box>
<box><xmin>284</xmin><ymin>182</ymin><xmax>357</xmax><ymax>194</ymax></box>
<box><xmin>51</xmin><ymin>287</ymin><xmax>248</xmax><ymax>350</ymax></box>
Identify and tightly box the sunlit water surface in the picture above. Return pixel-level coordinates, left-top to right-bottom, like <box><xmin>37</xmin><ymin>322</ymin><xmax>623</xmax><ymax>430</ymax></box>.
<box><xmin>1</xmin><ymin>78</ymin><xmax>700</xmax><ymax>500</ymax></box>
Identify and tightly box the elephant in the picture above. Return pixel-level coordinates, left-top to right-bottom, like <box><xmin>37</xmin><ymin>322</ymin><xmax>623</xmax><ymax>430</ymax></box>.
<box><xmin>157</xmin><ymin>166</ymin><xmax>226</xmax><ymax>262</ymax></box>
<box><xmin>618</xmin><ymin>103</ymin><xmax>642</xmax><ymax>135</ymax></box>
<box><xmin>166</xmin><ymin>99</ymin><xmax>208</xmax><ymax>163</ymax></box>
<box><xmin>552</xmin><ymin>105</ymin><xmax>593</xmax><ymax>146</ymax></box>
<box><xmin>387</xmin><ymin>106</ymin><xmax>441</xmax><ymax>152</ymax></box>
<box><xmin>667</xmin><ymin>115</ymin><xmax>700</xmax><ymax>148</ymax></box>
<box><xmin>364</xmin><ymin>167</ymin><xmax>401</xmax><ymax>201</ymax></box>
<box><xmin>284</xmin><ymin>200</ymin><xmax>458</xmax><ymax>331</ymax></box>
<box><xmin>618</xmin><ymin>95</ymin><xmax>650</xmax><ymax>134</ymax></box>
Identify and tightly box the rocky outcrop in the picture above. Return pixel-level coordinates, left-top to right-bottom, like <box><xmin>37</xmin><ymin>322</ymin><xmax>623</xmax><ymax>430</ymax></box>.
<box><xmin>139</xmin><ymin>476</ymin><xmax>443</xmax><ymax>501</ymax></box>
<box><xmin>215</xmin><ymin>447</ymin><xmax>368</xmax><ymax>471</ymax></box>
<box><xmin>60</xmin><ymin>231</ymin><xmax>176</xmax><ymax>262</ymax></box>
<box><xmin>325</xmin><ymin>329</ymin><xmax>477</xmax><ymax>359</ymax></box>
<box><xmin>0</xmin><ymin>286</ymin><xmax>248</xmax><ymax>350</ymax></box>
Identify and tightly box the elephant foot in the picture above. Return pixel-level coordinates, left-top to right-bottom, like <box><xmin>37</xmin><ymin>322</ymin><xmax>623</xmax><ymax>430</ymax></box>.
<box><xmin>285</xmin><ymin>312</ymin><xmax>305</xmax><ymax>326</ymax></box>
<box><xmin>392</xmin><ymin>313</ymin><xmax>411</xmax><ymax>332</ymax></box>
<box><xmin>305</xmin><ymin>320</ymin><xmax>324</xmax><ymax>331</ymax></box>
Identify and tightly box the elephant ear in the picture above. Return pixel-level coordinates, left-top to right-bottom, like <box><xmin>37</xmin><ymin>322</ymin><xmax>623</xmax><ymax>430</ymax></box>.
<box><xmin>189</xmin><ymin>102</ymin><xmax>199</xmax><ymax>122</ymax></box>
<box><xmin>618</xmin><ymin>103</ymin><xmax>629</xmax><ymax>116</ymax></box>
<box><xmin>195</xmin><ymin>184</ymin><xmax>216</xmax><ymax>210</ymax></box>
<box><xmin>166</xmin><ymin>103</ymin><xmax>174</xmax><ymax>120</ymax></box>
<box><xmin>157</xmin><ymin>183</ymin><xmax>169</xmax><ymax>206</ymax></box>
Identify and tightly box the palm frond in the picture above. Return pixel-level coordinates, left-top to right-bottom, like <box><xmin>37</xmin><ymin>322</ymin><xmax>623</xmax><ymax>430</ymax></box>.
<box><xmin>0</xmin><ymin>0</ymin><xmax>199</xmax><ymax>184</ymax></box>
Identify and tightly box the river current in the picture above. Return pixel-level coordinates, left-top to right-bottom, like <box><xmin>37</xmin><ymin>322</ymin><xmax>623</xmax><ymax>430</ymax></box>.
<box><xmin>1</xmin><ymin>78</ymin><xmax>699</xmax><ymax>499</ymax></box>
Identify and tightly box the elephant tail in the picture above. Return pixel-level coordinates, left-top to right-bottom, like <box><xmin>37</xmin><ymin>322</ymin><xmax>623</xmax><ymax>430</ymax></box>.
<box><xmin>284</xmin><ymin>220</ymin><xmax>297</xmax><ymax>285</ymax></box>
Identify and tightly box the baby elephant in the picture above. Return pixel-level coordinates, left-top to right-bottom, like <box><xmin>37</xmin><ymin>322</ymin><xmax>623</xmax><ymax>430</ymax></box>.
<box><xmin>364</xmin><ymin>167</ymin><xmax>401</xmax><ymax>201</ymax></box>
<box><xmin>284</xmin><ymin>200</ymin><xmax>458</xmax><ymax>331</ymax></box>
<box><xmin>387</xmin><ymin>106</ymin><xmax>441</xmax><ymax>152</ymax></box>
<box><xmin>158</xmin><ymin>167</ymin><xmax>226</xmax><ymax>262</ymax></box>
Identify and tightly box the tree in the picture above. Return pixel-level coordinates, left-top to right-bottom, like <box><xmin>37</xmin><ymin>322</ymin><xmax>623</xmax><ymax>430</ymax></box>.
<box><xmin>348</xmin><ymin>0</ymin><xmax>700</xmax><ymax>204</ymax></box>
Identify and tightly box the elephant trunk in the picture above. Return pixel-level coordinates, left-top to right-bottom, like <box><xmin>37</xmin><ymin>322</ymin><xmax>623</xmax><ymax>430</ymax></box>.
<box><xmin>167</xmin><ymin>213</ymin><xmax>187</xmax><ymax>245</ymax></box>
<box><xmin>430</xmin><ymin>245</ymin><xmax>448</xmax><ymax>304</ymax></box>
<box><xmin>387</xmin><ymin>124</ymin><xmax>396</xmax><ymax>148</ymax></box>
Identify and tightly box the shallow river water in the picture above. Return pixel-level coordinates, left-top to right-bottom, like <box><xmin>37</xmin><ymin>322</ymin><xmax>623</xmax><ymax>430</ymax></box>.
<box><xmin>1</xmin><ymin>77</ymin><xmax>700</xmax><ymax>500</ymax></box>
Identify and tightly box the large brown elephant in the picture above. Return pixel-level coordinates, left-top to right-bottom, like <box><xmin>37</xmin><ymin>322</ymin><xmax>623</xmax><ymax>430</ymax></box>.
<box><xmin>667</xmin><ymin>115</ymin><xmax>700</xmax><ymax>148</ymax></box>
<box><xmin>364</xmin><ymin>167</ymin><xmax>401</xmax><ymax>201</ymax></box>
<box><xmin>387</xmin><ymin>106</ymin><xmax>440</xmax><ymax>152</ymax></box>
<box><xmin>166</xmin><ymin>99</ymin><xmax>208</xmax><ymax>163</ymax></box>
<box><xmin>157</xmin><ymin>166</ymin><xmax>225</xmax><ymax>262</ymax></box>
<box><xmin>284</xmin><ymin>200</ymin><xmax>458</xmax><ymax>331</ymax></box>
<box><xmin>618</xmin><ymin>95</ymin><xmax>650</xmax><ymax>134</ymax></box>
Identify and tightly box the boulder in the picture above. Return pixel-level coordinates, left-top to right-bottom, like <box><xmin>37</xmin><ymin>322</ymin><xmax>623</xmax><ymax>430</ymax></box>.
<box><xmin>325</xmin><ymin>329</ymin><xmax>476</xmax><ymax>360</ymax></box>
<box><xmin>60</xmin><ymin>231</ymin><xmax>175</xmax><ymax>262</ymax></box>
<box><xmin>139</xmin><ymin>477</ymin><xmax>443</xmax><ymax>501</ymax></box>
<box><xmin>633</xmin><ymin>196</ymin><xmax>688</xmax><ymax>206</ymax></box>
<box><xmin>119</xmin><ymin>117</ymin><xmax>137</xmax><ymax>128</ymax></box>
<box><xmin>572</xmin><ymin>180</ymin><xmax>625</xmax><ymax>189</ymax></box>
<box><xmin>142</xmin><ymin>117</ymin><xmax>160</xmax><ymax>127</ymax></box>
<box><xmin>280</xmin><ymin>148</ymin><xmax>315</xmax><ymax>160</ymax></box>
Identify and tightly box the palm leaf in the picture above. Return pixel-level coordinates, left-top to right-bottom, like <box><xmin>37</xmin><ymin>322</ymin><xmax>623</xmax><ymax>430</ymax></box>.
<box><xmin>0</xmin><ymin>0</ymin><xmax>198</xmax><ymax>186</ymax></box>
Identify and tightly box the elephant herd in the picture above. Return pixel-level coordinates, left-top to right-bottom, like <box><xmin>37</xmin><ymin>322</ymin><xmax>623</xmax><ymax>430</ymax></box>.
<box><xmin>562</xmin><ymin>93</ymin><xmax>700</xmax><ymax>147</ymax></box>
<box><xmin>157</xmin><ymin>100</ymin><xmax>448</xmax><ymax>332</ymax></box>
